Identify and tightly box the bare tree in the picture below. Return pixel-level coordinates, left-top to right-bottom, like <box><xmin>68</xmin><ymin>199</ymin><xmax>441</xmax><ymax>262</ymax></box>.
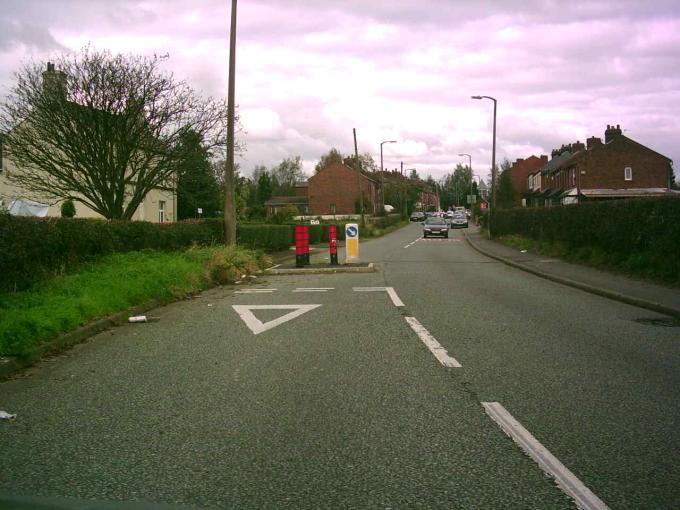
<box><xmin>0</xmin><ymin>48</ymin><xmax>234</xmax><ymax>220</ymax></box>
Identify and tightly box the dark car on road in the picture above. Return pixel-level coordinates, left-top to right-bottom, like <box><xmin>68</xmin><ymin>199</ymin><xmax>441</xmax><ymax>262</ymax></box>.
<box><xmin>410</xmin><ymin>211</ymin><xmax>425</xmax><ymax>222</ymax></box>
<box><xmin>422</xmin><ymin>217</ymin><xmax>449</xmax><ymax>238</ymax></box>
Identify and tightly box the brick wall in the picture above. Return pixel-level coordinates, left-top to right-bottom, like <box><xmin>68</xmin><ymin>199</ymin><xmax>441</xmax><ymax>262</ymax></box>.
<box><xmin>579</xmin><ymin>136</ymin><xmax>670</xmax><ymax>190</ymax></box>
<box><xmin>308</xmin><ymin>163</ymin><xmax>378</xmax><ymax>215</ymax></box>
<box><xmin>511</xmin><ymin>155</ymin><xmax>547</xmax><ymax>205</ymax></box>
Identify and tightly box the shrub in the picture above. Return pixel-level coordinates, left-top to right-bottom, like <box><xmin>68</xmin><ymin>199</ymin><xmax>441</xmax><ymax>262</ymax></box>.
<box><xmin>490</xmin><ymin>198</ymin><xmax>680</xmax><ymax>282</ymax></box>
<box><xmin>0</xmin><ymin>216</ymin><xmax>289</xmax><ymax>292</ymax></box>
<box><xmin>60</xmin><ymin>200</ymin><xmax>76</xmax><ymax>218</ymax></box>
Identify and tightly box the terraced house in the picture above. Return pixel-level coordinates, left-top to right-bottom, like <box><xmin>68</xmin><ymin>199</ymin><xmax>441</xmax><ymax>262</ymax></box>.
<box><xmin>524</xmin><ymin>124</ymin><xmax>677</xmax><ymax>207</ymax></box>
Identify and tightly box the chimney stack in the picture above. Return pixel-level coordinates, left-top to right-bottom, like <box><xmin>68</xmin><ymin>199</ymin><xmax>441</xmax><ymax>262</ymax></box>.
<box><xmin>586</xmin><ymin>136</ymin><xmax>602</xmax><ymax>150</ymax></box>
<box><xmin>604</xmin><ymin>124</ymin><xmax>622</xmax><ymax>143</ymax></box>
<box><xmin>42</xmin><ymin>61</ymin><xmax>67</xmax><ymax>100</ymax></box>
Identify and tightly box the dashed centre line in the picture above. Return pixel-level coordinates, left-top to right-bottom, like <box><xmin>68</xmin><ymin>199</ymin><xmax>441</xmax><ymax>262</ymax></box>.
<box><xmin>482</xmin><ymin>402</ymin><xmax>610</xmax><ymax>510</ymax></box>
<box><xmin>404</xmin><ymin>317</ymin><xmax>462</xmax><ymax>368</ymax></box>
<box><xmin>353</xmin><ymin>287</ymin><xmax>405</xmax><ymax>307</ymax></box>
<box><xmin>404</xmin><ymin>237</ymin><xmax>422</xmax><ymax>248</ymax></box>
<box><xmin>293</xmin><ymin>288</ymin><xmax>335</xmax><ymax>292</ymax></box>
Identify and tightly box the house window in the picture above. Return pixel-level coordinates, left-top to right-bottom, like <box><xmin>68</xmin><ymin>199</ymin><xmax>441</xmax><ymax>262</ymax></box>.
<box><xmin>624</xmin><ymin>167</ymin><xmax>632</xmax><ymax>181</ymax></box>
<box><xmin>330</xmin><ymin>203</ymin><xmax>336</xmax><ymax>215</ymax></box>
<box><xmin>158</xmin><ymin>200</ymin><xmax>166</xmax><ymax>223</ymax></box>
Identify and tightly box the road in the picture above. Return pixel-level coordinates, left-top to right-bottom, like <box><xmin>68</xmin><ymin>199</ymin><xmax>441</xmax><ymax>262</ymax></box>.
<box><xmin>1</xmin><ymin>223</ymin><xmax>678</xmax><ymax>509</ymax></box>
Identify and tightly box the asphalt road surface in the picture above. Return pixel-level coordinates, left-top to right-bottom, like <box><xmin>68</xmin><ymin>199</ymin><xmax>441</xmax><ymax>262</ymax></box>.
<box><xmin>1</xmin><ymin>223</ymin><xmax>678</xmax><ymax>509</ymax></box>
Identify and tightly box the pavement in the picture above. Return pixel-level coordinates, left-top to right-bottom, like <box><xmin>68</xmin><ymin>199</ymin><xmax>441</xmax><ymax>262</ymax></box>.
<box><xmin>464</xmin><ymin>226</ymin><xmax>680</xmax><ymax>319</ymax></box>
<box><xmin>1</xmin><ymin>222</ymin><xmax>678</xmax><ymax>509</ymax></box>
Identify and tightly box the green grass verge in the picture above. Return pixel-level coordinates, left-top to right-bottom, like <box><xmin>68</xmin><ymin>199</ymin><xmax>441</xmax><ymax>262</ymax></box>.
<box><xmin>496</xmin><ymin>234</ymin><xmax>680</xmax><ymax>287</ymax></box>
<box><xmin>0</xmin><ymin>246</ymin><xmax>270</xmax><ymax>357</ymax></box>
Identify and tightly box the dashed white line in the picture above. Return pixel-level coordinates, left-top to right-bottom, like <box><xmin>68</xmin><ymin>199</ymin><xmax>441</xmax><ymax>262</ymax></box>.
<box><xmin>482</xmin><ymin>402</ymin><xmax>610</xmax><ymax>510</ymax></box>
<box><xmin>293</xmin><ymin>287</ymin><xmax>335</xmax><ymax>292</ymax></box>
<box><xmin>404</xmin><ymin>317</ymin><xmax>461</xmax><ymax>368</ymax></box>
<box><xmin>234</xmin><ymin>289</ymin><xmax>276</xmax><ymax>294</ymax></box>
<box><xmin>404</xmin><ymin>237</ymin><xmax>422</xmax><ymax>249</ymax></box>
<box><xmin>353</xmin><ymin>286</ymin><xmax>405</xmax><ymax>307</ymax></box>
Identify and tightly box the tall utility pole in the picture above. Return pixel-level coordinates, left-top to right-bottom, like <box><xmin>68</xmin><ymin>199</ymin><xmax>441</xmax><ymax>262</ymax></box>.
<box><xmin>401</xmin><ymin>161</ymin><xmax>406</xmax><ymax>219</ymax></box>
<box><xmin>471</xmin><ymin>95</ymin><xmax>497</xmax><ymax>212</ymax></box>
<box><xmin>380</xmin><ymin>140</ymin><xmax>396</xmax><ymax>214</ymax></box>
<box><xmin>223</xmin><ymin>0</ymin><xmax>238</xmax><ymax>245</ymax></box>
<box><xmin>353</xmin><ymin>128</ymin><xmax>364</xmax><ymax>225</ymax></box>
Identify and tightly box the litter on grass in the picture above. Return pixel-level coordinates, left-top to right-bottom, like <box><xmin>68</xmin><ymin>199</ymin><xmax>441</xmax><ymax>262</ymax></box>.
<box><xmin>0</xmin><ymin>411</ymin><xmax>16</xmax><ymax>421</ymax></box>
<box><xmin>128</xmin><ymin>316</ymin><xmax>147</xmax><ymax>323</ymax></box>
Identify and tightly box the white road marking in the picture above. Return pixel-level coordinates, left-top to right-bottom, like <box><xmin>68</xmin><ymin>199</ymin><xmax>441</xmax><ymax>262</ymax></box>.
<box><xmin>266</xmin><ymin>264</ymin><xmax>281</xmax><ymax>270</ymax></box>
<box><xmin>353</xmin><ymin>286</ymin><xmax>405</xmax><ymax>307</ymax></box>
<box><xmin>404</xmin><ymin>237</ymin><xmax>423</xmax><ymax>249</ymax></box>
<box><xmin>482</xmin><ymin>402</ymin><xmax>610</xmax><ymax>510</ymax></box>
<box><xmin>293</xmin><ymin>287</ymin><xmax>335</xmax><ymax>292</ymax></box>
<box><xmin>235</xmin><ymin>289</ymin><xmax>276</xmax><ymax>294</ymax></box>
<box><xmin>232</xmin><ymin>304</ymin><xmax>322</xmax><ymax>335</ymax></box>
<box><xmin>404</xmin><ymin>317</ymin><xmax>462</xmax><ymax>368</ymax></box>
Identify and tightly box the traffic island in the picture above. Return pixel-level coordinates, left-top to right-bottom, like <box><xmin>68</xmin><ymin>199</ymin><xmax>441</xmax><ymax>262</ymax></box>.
<box><xmin>266</xmin><ymin>262</ymin><xmax>375</xmax><ymax>275</ymax></box>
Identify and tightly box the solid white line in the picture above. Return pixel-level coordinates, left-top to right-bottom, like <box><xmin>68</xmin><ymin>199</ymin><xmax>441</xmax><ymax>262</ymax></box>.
<box><xmin>266</xmin><ymin>264</ymin><xmax>281</xmax><ymax>270</ymax></box>
<box><xmin>353</xmin><ymin>286</ymin><xmax>405</xmax><ymax>307</ymax></box>
<box><xmin>404</xmin><ymin>317</ymin><xmax>461</xmax><ymax>368</ymax></box>
<box><xmin>482</xmin><ymin>402</ymin><xmax>610</xmax><ymax>510</ymax></box>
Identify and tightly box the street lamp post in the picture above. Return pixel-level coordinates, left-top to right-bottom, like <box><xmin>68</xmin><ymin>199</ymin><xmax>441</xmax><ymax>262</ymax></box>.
<box><xmin>458</xmin><ymin>153</ymin><xmax>472</xmax><ymax>206</ymax></box>
<box><xmin>380</xmin><ymin>140</ymin><xmax>397</xmax><ymax>213</ymax></box>
<box><xmin>471</xmin><ymin>96</ymin><xmax>497</xmax><ymax>213</ymax></box>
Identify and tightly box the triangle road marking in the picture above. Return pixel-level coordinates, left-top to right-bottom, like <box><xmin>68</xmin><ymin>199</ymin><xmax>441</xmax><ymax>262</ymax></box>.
<box><xmin>232</xmin><ymin>304</ymin><xmax>322</xmax><ymax>335</ymax></box>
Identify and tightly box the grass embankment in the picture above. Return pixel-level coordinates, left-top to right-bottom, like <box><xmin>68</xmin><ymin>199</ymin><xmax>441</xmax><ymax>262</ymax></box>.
<box><xmin>496</xmin><ymin>234</ymin><xmax>680</xmax><ymax>287</ymax></box>
<box><xmin>0</xmin><ymin>246</ymin><xmax>270</xmax><ymax>358</ymax></box>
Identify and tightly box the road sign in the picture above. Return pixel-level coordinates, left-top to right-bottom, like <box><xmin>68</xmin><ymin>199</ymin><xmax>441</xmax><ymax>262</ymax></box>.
<box><xmin>232</xmin><ymin>304</ymin><xmax>322</xmax><ymax>335</ymax></box>
<box><xmin>310</xmin><ymin>219</ymin><xmax>320</xmax><ymax>225</ymax></box>
<box><xmin>197</xmin><ymin>207</ymin><xmax>203</xmax><ymax>214</ymax></box>
<box><xmin>467</xmin><ymin>195</ymin><xmax>477</xmax><ymax>204</ymax></box>
<box><xmin>345</xmin><ymin>223</ymin><xmax>359</xmax><ymax>262</ymax></box>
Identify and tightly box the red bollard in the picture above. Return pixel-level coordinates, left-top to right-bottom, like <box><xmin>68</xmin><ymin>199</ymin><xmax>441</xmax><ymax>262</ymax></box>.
<box><xmin>328</xmin><ymin>225</ymin><xmax>338</xmax><ymax>265</ymax></box>
<box><xmin>295</xmin><ymin>225</ymin><xmax>305</xmax><ymax>267</ymax></box>
<box><xmin>303</xmin><ymin>225</ymin><xmax>310</xmax><ymax>265</ymax></box>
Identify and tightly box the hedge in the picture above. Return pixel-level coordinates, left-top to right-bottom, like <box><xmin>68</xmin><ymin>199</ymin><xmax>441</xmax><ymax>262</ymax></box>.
<box><xmin>490</xmin><ymin>197</ymin><xmax>680</xmax><ymax>280</ymax></box>
<box><xmin>0</xmin><ymin>215</ymin><xmax>291</xmax><ymax>292</ymax></box>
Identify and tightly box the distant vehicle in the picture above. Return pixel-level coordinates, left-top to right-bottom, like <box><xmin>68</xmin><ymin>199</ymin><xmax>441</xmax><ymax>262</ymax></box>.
<box><xmin>444</xmin><ymin>210</ymin><xmax>454</xmax><ymax>219</ymax></box>
<box><xmin>465</xmin><ymin>209</ymin><xmax>471</xmax><ymax>219</ymax></box>
<box><xmin>451</xmin><ymin>212</ymin><xmax>468</xmax><ymax>229</ymax></box>
<box><xmin>410</xmin><ymin>211</ymin><xmax>425</xmax><ymax>222</ymax></box>
<box><xmin>422</xmin><ymin>217</ymin><xmax>449</xmax><ymax>238</ymax></box>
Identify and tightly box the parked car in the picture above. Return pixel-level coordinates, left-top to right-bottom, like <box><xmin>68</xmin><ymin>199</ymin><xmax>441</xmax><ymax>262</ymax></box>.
<box><xmin>422</xmin><ymin>217</ymin><xmax>449</xmax><ymax>238</ymax></box>
<box><xmin>410</xmin><ymin>211</ymin><xmax>425</xmax><ymax>222</ymax></box>
<box><xmin>450</xmin><ymin>212</ymin><xmax>468</xmax><ymax>229</ymax></box>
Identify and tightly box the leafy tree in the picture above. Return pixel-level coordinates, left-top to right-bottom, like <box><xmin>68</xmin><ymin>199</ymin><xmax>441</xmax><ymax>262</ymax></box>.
<box><xmin>176</xmin><ymin>131</ymin><xmax>221</xmax><ymax>219</ymax></box>
<box><xmin>0</xmin><ymin>48</ymin><xmax>232</xmax><ymax>220</ymax></box>
<box><xmin>60</xmin><ymin>199</ymin><xmax>76</xmax><ymax>218</ymax></box>
<box><xmin>314</xmin><ymin>148</ymin><xmax>343</xmax><ymax>174</ymax></box>
<box><xmin>271</xmin><ymin>155</ymin><xmax>305</xmax><ymax>195</ymax></box>
<box><xmin>495</xmin><ymin>159</ymin><xmax>515</xmax><ymax>209</ymax></box>
<box><xmin>256</xmin><ymin>171</ymin><xmax>273</xmax><ymax>205</ymax></box>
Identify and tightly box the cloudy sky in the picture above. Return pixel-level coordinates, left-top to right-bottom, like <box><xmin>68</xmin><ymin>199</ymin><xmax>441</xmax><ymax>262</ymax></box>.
<box><xmin>2</xmin><ymin>0</ymin><xmax>679</xmax><ymax>181</ymax></box>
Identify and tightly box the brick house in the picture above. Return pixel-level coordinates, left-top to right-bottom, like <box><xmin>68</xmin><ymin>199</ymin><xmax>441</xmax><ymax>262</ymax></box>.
<box><xmin>524</xmin><ymin>124</ymin><xmax>676</xmax><ymax>206</ymax></box>
<box><xmin>509</xmin><ymin>155</ymin><xmax>548</xmax><ymax>207</ymax></box>
<box><xmin>307</xmin><ymin>162</ymin><xmax>379</xmax><ymax>215</ymax></box>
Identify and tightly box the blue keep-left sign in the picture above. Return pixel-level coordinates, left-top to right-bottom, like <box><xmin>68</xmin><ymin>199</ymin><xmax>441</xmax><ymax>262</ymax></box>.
<box><xmin>345</xmin><ymin>224</ymin><xmax>358</xmax><ymax>238</ymax></box>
